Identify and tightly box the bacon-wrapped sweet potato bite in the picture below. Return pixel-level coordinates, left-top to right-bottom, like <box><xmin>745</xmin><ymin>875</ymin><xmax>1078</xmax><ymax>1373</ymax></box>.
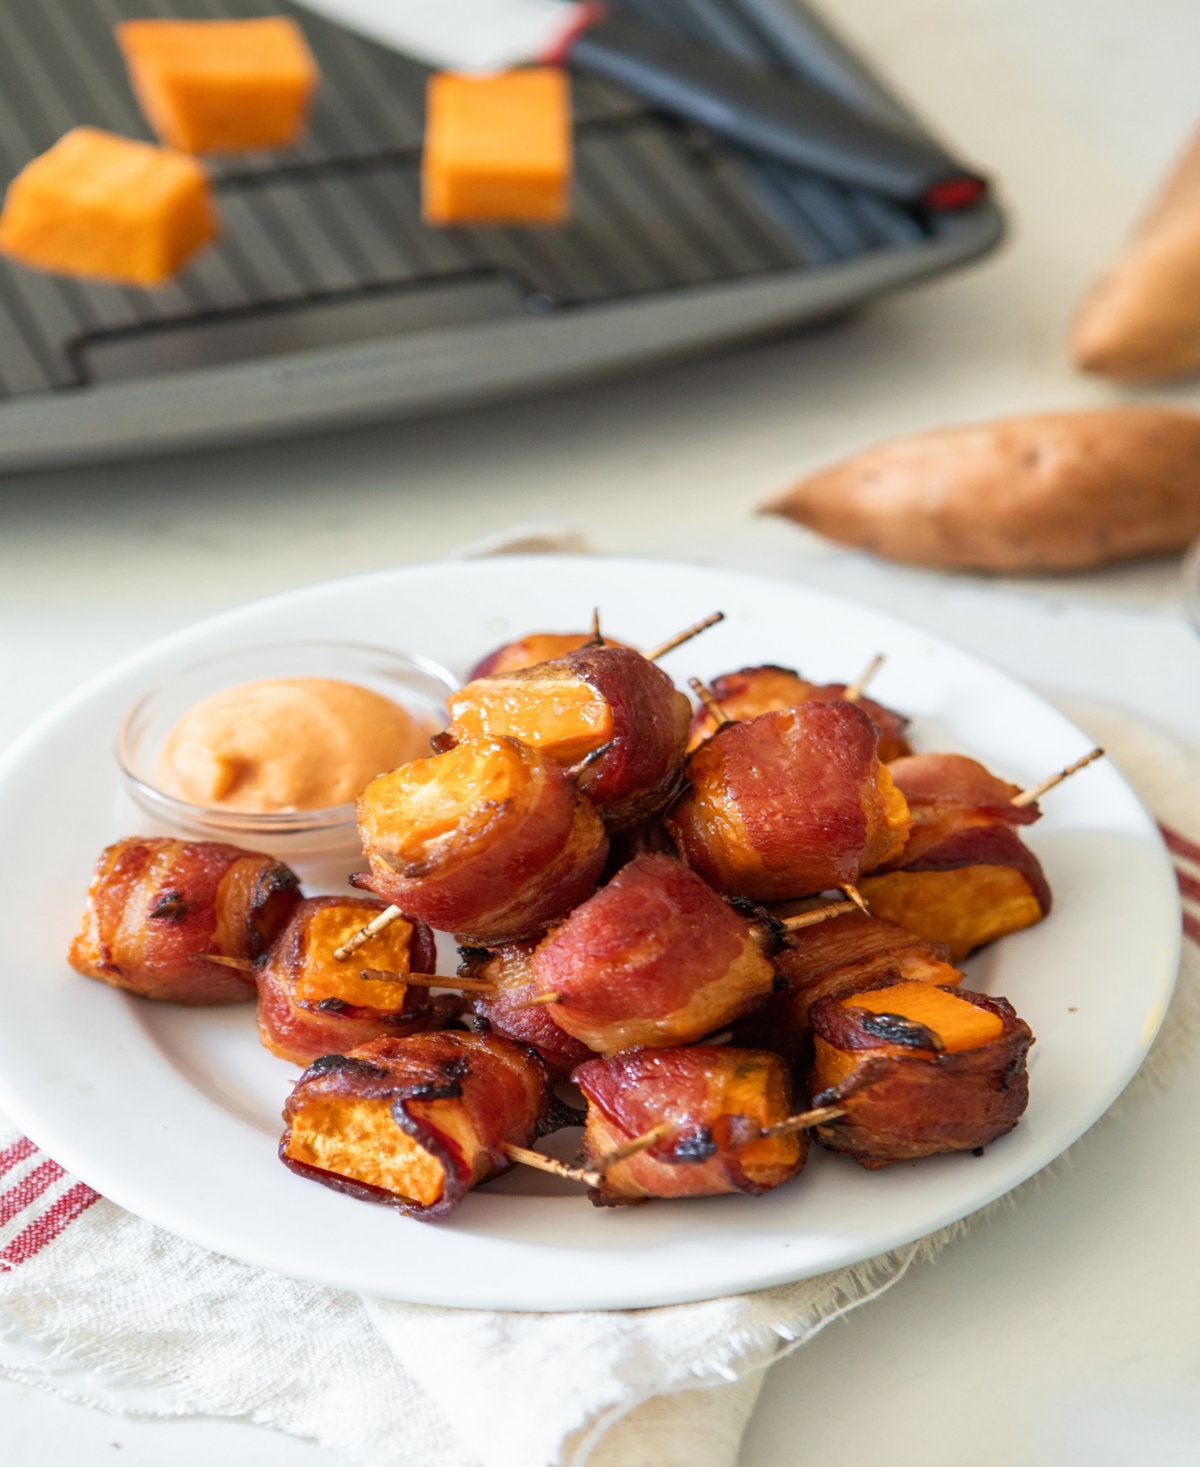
<box><xmin>460</xmin><ymin>941</ymin><xmax>593</xmax><ymax>1076</ymax></box>
<box><xmin>528</xmin><ymin>853</ymin><xmax>776</xmax><ymax>1055</ymax></box>
<box><xmin>667</xmin><ymin>701</ymin><xmax>911</xmax><ymax>903</ymax></box>
<box><xmin>447</xmin><ymin>644</ymin><xmax>691</xmax><ymax>833</ymax></box>
<box><xmin>69</xmin><ymin>836</ymin><xmax>299</xmax><ymax>1004</ymax></box>
<box><xmin>355</xmin><ymin>735</ymin><xmax>607</xmax><ymax>944</ymax></box>
<box><xmin>574</xmin><ymin>1045</ymin><xmax>806</xmax><ymax>1206</ymax></box>
<box><xmin>256</xmin><ymin>896</ymin><xmax>443</xmax><ymax>1065</ymax></box>
<box><xmin>686</xmin><ymin>664</ymin><xmax>912</xmax><ymax>761</ymax></box>
<box><xmin>858</xmin><ymin>753</ymin><xmax>1051</xmax><ymax>960</ymax></box>
<box><xmin>280</xmin><ymin>1029</ymin><xmax>556</xmax><ymax>1220</ymax></box>
<box><xmin>809</xmin><ymin>979</ymin><xmax>1032</xmax><ymax>1168</ymax></box>
<box><xmin>469</xmin><ymin>631</ymin><xmax>632</xmax><ymax>679</ymax></box>
<box><xmin>734</xmin><ymin>909</ymin><xmax>962</xmax><ymax>1066</ymax></box>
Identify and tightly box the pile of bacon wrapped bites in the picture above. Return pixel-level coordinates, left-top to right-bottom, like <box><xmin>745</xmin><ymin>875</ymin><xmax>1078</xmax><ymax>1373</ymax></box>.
<box><xmin>70</xmin><ymin>625</ymin><xmax>1058</xmax><ymax>1222</ymax></box>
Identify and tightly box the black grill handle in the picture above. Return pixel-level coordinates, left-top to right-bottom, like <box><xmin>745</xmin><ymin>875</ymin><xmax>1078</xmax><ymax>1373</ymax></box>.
<box><xmin>564</xmin><ymin>12</ymin><xmax>985</xmax><ymax>212</ymax></box>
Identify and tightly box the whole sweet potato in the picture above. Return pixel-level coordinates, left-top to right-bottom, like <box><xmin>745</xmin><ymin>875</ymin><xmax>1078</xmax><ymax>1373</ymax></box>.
<box><xmin>763</xmin><ymin>407</ymin><xmax>1200</xmax><ymax>572</ymax></box>
<box><xmin>1072</xmin><ymin>129</ymin><xmax>1200</xmax><ymax>382</ymax></box>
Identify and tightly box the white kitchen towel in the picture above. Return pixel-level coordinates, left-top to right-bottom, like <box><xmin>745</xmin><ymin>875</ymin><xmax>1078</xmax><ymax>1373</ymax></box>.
<box><xmin>0</xmin><ymin>702</ymin><xmax>1195</xmax><ymax>1467</ymax></box>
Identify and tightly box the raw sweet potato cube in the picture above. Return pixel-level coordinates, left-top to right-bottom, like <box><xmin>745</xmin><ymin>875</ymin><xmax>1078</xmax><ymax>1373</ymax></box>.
<box><xmin>0</xmin><ymin>127</ymin><xmax>217</xmax><ymax>288</ymax></box>
<box><xmin>116</xmin><ymin>17</ymin><xmax>318</xmax><ymax>154</ymax></box>
<box><xmin>423</xmin><ymin>68</ymin><xmax>571</xmax><ymax>226</ymax></box>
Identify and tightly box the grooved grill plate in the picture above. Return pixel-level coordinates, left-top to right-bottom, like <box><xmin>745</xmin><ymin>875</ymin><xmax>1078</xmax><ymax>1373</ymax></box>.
<box><xmin>0</xmin><ymin>0</ymin><xmax>1003</xmax><ymax>464</ymax></box>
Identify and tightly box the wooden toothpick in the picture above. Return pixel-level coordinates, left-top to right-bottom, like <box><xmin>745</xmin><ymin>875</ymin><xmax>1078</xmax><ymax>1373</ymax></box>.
<box><xmin>189</xmin><ymin>952</ymin><xmax>256</xmax><ymax>972</ymax></box>
<box><xmin>567</xmin><ymin>740</ymin><xmax>613</xmax><ymax>781</ymax></box>
<box><xmin>595</xmin><ymin>1123</ymin><xmax>671</xmax><ymax>1170</ymax></box>
<box><xmin>333</xmin><ymin>905</ymin><xmax>404</xmax><ymax>961</ymax></box>
<box><xmin>513</xmin><ymin>991</ymin><xmax>562</xmax><ymax>1010</ymax></box>
<box><xmin>1012</xmin><ymin>747</ymin><xmax>1105</xmax><ymax>808</ymax></box>
<box><xmin>502</xmin><ymin>1144</ymin><xmax>601</xmax><ymax>1188</ymax></box>
<box><xmin>841</xmin><ymin>884</ymin><xmax>870</xmax><ymax>914</ymax></box>
<box><xmin>644</xmin><ymin>611</ymin><xmax>725</xmax><ymax>663</ymax></box>
<box><xmin>843</xmin><ymin>653</ymin><xmax>884</xmax><ymax>703</ymax></box>
<box><xmin>505</xmin><ymin>1125</ymin><xmax>672</xmax><ymax>1191</ymax></box>
<box><xmin>689</xmin><ymin>677</ymin><xmax>731</xmax><ymax>728</ymax></box>
<box><xmin>780</xmin><ymin>900</ymin><xmax>861</xmax><ymax>933</ymax></box>
<box><xmin>761</xmin><ymin>1105</ymin><xmax>846</xmax><ymax>1138</ymax></box>
<box><xmin>359</xmin><ymin>968</ymin><xmax>498</xmax><ymax>995</ymax></box>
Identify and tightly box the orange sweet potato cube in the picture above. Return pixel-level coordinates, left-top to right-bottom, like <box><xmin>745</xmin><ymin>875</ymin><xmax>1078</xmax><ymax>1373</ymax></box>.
<box><xmin>423</xmin><ymin>68</ymin><xmax>571</xmax><ymax>226</ymax></box>
<box><xmin>0</xmin><ymin>127</ymin><xmax>218</xmax><ymax>288</ymax></box>
<box><xmin>116</xmin><ymin>17</ymin><xmax>318</xmax><ymax>154</ymax></box>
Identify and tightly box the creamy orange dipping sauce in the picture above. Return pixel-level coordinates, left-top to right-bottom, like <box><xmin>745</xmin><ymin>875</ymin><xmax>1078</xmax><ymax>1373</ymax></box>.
<box><xmin>156</xmin><ymin>677</ymin><xmax>435</xmax><ymax>812</ymax></box>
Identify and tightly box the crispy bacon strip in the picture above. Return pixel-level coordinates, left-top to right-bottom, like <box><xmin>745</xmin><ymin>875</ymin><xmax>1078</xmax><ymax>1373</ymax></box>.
<box><xmin>449</xmin><ymin>645</ymin><xmax>691</xmax><ymax>833</ymax></box>
<box><xmin>69</xmin><ymin>837</ymin><xmax>299</xmax><ymax>1004</ymax></box>
<box><xmin>528</xmin><ymin>853</ymin><xmax>776</xmax><ymax>1055</ymax></box>
<box><xmin>686</xmin><ymin>664</ymin><xmax>912</xmax><ymax>761</ymax></box>
<box><xmin>667</xmin><ymin>702</ymin><xmax>912</xmax><ymax>903</ymax></box>
<box><xmin>809</xmin><ymin>983</ymin><xmax>1033</xmax><ymax>1168</ymax></box>
<box><xmin>280</xmin><ymin>1030</ymin><xmax>555</xmax><ymax>1220</ymax></box>
<box><xmin>733</xmin><ymin>910</ymin><xmax>962</xmax><ymax>1066</ymax></box>
<box><xmin>859</xmin><ymin>753</ymin><xmax>1052</xmax><ymax>959</ymax></box>
<box><xmin>461</xmin><ymin>942</ymin><xmax>593</xmax><ymax>1076</ymax></box>
<box><xmin>574</xmin><ymin>1045</ymin><xmax>806</xmax><ymax>1206</ymax></box>
<box><xmin>886</xmin><ymin>752</ymin><xmax>1039</xmax><ymax>860</ymax></box>
<box><xmin>256</xmin><ymin>896</ymin><xmax>443</xmax><ymax>1065</ymax></box>
<box><xmin>355</xmin><ymin>735</ymin><xmax>608</xmax><ymax>944</ymax></box>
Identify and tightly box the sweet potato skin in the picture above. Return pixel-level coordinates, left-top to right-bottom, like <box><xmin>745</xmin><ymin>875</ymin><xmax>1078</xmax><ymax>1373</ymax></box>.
<box><xmin>764</xmin><ymin>408</ymin><xmax>1200</xmax><ymax>572</ymax></box>
<box><xmin>1072</xmin><ymin>129</ymin><xmax>1200</xmax><ymax>383</ymax></box>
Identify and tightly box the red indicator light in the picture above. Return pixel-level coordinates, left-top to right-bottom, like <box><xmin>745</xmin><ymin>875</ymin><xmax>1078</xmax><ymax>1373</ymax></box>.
<box><xmin>924</xmin><ymin>175</ymin><xmax>988</xmax><ymax>213</ymax></box>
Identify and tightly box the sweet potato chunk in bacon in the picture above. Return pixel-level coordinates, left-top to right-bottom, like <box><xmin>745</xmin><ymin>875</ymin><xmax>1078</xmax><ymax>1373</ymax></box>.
<box><xmin>450</xmin><ymin>661</ymin><xmax>614</xmax><ymax>764</ymax></box>
<box><xmin>859</xmin><ymin>753</ymin><xmax>1052</xmax><ymax>959</ymax></box>
<box><xmin>529</xmin><ymin>853</ymin><xmax>775</xmax><ymax>1055</ymax></box>
<box><xmin>280</xmin><ymin>1030</ymin><xmax>554</xmax><ymax>1219</ymax></box>
<box><xmin>469</xmin><ymin>631</ymin><xmax>632</xmax><ymax>680</ymax></box>
<box><xmin>859</xmin><ymin>861</ymin><xmax>1046</xmax><ymax>962</ymax></box>
<box><xmin>733</xmin><ymin>910</ymin><xmax>962</xmax><ymax>1066</ymax></box>
<box><xmin>575</xmin><ymin>1045</ymin><xmax>805</xmax><ymax>1205</ymax></box>
<box><xmin>69</xmin><ymin>836</ymin><xmax>299</xmax><ymax>1004</ymax></box>
<box><xmin>448</xmin><ymin>645</ymin><xmax>691</xmax><ymax>833</ymax></box>
<box><xmin>686</xmin><ymin>664</ymin><xmax>912</xmax><ymax>762</ymax></box>
<box><xmin>256</xmin><ymin>896</ymin><xmax>443</xmax><ymax>1065</ymax></box>
<box><xmin>355</xmin><ymin>735</ymin><xmax>607</xmax><ymax>944</ymax></box>
<box><xmin>461</xmin><ymin>941</ymin><xmax>593</xmax><ymax>1076</ymax></box>
<box><xmin>667</xmin><ymin>702</ymin><xmax>911</xmax><ymax>903</ymax></box>
<box><xmin>809</xmin><ymin>981</ymin><xmax>1032</xmax><ymax>1168</ymax></box>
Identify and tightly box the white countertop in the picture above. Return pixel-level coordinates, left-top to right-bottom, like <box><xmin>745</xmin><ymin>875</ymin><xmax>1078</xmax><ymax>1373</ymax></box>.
<box><xmin>4</xmin><ymin>0</ymin><xmax>1200</xmax><ymax>1462</ymax></box>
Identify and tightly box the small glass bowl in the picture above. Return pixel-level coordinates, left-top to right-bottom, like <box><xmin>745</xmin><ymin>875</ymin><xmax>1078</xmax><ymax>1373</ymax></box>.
<box><xmin>115</xmin><ymin>640</ymin><xmax>459</xmax><ymax>889</ymax></box>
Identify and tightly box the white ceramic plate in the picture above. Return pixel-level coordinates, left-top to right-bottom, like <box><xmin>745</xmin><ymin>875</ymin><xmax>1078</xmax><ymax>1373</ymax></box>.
<box><xmin>0</xmin><ymin>558</ymin><xmax>1180</xmax><ymax>1311</ymax></box>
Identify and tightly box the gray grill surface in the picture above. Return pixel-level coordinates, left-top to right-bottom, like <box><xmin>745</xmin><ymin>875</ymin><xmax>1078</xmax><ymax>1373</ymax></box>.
<box><xmin>0</xmin><ymin>0</ymin><xmax>953</xmax><ymax>399</ymax></box>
